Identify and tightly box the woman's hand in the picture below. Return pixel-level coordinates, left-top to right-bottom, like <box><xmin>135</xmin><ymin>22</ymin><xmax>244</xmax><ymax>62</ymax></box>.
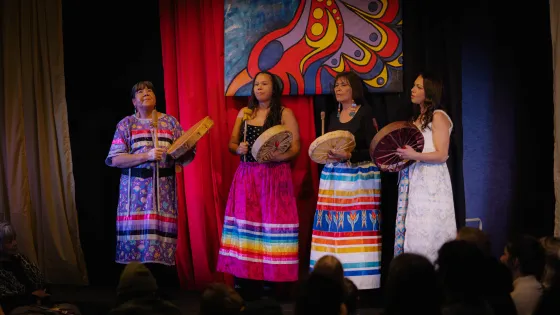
<box><xmin>328</xmin><ymin>149</ymin><xmax>351</xmax><ymax>161</ymax></box>
<box><xmin>147</xmin><ymin>148</ymin><xmax>166</xmax><ymax>161</ymax></box>
<box><xmin>396</xmin><ymin>145</ymin><xmax>418</xmax><ymax>160</ymax></box>
<box><xmin>236</xmin><ymin>142</ymin><xmax>249</xmax><ymax>155</ymax></box>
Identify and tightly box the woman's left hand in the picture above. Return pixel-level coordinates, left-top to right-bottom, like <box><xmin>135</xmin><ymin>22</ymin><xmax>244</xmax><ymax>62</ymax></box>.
<box><xmin>328</xmin><ymin>149</ymin><xmax>350</xmax><ymax>161</ymax></box>
<box><xmin>396</xmin><ymin>145</ymin><xmax>418</xmax><ymax>160</ymax></box>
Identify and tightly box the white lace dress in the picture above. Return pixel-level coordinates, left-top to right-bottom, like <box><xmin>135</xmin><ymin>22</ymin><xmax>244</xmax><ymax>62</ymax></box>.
<box><xmin>394</xmin><ymin>110</ymin><xmax>457</xmax><ymax>263</ymax></box>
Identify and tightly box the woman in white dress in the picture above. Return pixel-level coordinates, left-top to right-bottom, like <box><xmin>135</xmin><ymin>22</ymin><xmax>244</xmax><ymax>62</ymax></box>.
<box><xmin>393</xmin><ymin>73</ymin><xmax>457</xmax><ymax>263</ymax></box>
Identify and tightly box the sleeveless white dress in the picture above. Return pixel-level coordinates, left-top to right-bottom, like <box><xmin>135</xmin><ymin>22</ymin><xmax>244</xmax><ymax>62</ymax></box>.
<box><xmin>395</xmin><ymin>110</ymin><xmax>457</xmax><ymax>263</ymax></box>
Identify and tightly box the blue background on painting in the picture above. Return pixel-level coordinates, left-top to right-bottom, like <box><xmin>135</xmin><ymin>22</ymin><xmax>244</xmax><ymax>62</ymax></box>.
<box><xmin>224</xmin><ymin>0</ymin><xmax>300</xmax><ymax>89</ymax></box>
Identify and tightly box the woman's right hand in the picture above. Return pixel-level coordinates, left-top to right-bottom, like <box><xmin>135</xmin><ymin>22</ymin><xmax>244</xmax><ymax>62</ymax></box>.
<box><xmin>146</xmin><ymin>148</ymin><xmax>166</xmax><ymax>161</ymax></box>
<box><xmin>328</xmin><ymin>149</ymin><xmax>351</xmax><ymax>161</ymax></box>
<box><xmin>236</xmin><ymin>142</ymin><xmax>249</xmax><ymax>155</ymax></box>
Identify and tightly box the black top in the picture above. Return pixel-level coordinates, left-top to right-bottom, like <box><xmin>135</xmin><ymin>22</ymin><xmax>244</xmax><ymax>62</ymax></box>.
<box><xmin>239</xmin><ymin>124</ymin><xmax>264</xmax><ymax>162</ymax></box>
<box><xmin>328</xmin><ymin>105</ymin><xmax>376</xmax><ymax>164</ymax></box>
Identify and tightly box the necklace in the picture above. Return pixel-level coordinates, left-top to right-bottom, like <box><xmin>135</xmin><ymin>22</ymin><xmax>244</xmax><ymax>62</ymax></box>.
<box><xmin>348</xmin><ymin>102</ymin><xmax>358</xmax><ymax>117</ymax></box>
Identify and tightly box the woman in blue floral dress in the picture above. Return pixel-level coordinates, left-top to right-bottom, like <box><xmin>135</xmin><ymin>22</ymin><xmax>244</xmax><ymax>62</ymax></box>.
<box><xmin>106</xmin><ymin>81</ymin><xmax>194</xmax><ymax>266</ymax></box>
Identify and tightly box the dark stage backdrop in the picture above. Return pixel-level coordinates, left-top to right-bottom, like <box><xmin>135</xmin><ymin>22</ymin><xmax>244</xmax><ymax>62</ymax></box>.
<box><xmin>61</xmin><ymin>0</ymin><xmax>166</xmax><ymax>285</ymax></box>
<box><xmin>462</xmin><ymin>0</ymin><xmax>555</xmax><ymax>255</ymax></box>
<box><xmin>61</xmin><ymin>0</ymin><xmax>554</xmax><ymax>286</ymax></box>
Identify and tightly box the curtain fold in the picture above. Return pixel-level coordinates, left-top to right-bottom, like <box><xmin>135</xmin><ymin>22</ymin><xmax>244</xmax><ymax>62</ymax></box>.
<box><xmin>0</xmin><ymin>0</ymin><xmax>88</xmax><ymax>285</ymax></box>
<box><xmin>160</xmin><ymin>0</ymin><xmax>319</xmax><ymax>289</ymax></box>
<box><xmin>0</xmin><ymin>7</ymin><xmax>7</xmax><ymax>220</ymax></box>
<box><xmin>552</xmin><ymin>0</ymin><xmax>560</xmax><ymax>237</ymax></box>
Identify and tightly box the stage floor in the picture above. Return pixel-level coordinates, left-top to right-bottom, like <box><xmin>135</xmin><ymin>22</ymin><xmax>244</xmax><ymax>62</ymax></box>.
<box><xmin>50</xmin><ymin>285</ymin><xmax>384</xmax><ymax>315</ymax></box>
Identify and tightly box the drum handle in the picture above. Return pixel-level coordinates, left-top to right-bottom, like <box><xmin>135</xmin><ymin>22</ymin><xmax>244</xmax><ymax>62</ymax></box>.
<box><xmin>373</xmin><ymin>118</ymin><xmax>379</xmax><ymax>133</ymax></box>
<box><xmin>152</xmin><ymin>110</ymin><xmax>160</xmax><ymax>214</ymax></box>
<box><xmin>127</xmin><ymin>168</ymin><xmax>132</xmax><ymax>216</ymax></box>
<box><xmin>127</xmin><ymin>119</ymin><xmax>132</xmax><ymax>216</ymax></box>
<box><xmin>320</xmin><ymin>111</ymin><xmax>325</xmax><ymax>135</ymax></box>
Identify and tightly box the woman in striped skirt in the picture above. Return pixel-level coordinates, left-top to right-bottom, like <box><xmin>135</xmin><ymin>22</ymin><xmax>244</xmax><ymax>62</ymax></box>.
<box><xmin>217</xmin><ymin>71</ymin><xmax>301</xmax><ymax>299</ymax></box>
<box><xmin>309</xmin><ymin>71</ymin><xmax>382</xmax><ymax>290</ymax></box>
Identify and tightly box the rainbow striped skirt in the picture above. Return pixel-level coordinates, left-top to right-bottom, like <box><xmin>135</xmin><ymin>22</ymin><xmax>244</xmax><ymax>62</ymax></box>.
<box><xmin>309</xmin><ymin>161</ymin><xmax>382</xmax><ymax>289</ymax></box>
<box><xmin>217</xmin><ymin>162</ymin><xmax>299</xmax><ymax>282</ymax></box>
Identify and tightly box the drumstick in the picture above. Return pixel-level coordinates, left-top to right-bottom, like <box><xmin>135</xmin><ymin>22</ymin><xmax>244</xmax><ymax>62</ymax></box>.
<box><xmin>373</xmin><ymin>118</ymin><xmax>379</xmax><ymax>133</ymax></box>
<box><xmin>321</xmin><ymin>111</ymin><xmax>325</xmax><ymax>135</ymax></box>
<box><xmin>127</xmin><ymin>168</ymin><xmax>132</xmax><ymax>216</ymax></box>
<box><xmin>152</xmin><ymin>110</ymin><xmax>160</xmax><ymax>214</ymax></box>
<box><xmin>243</xmin><ymin>120</ymin><xmax>247</xmax><ymax>162</ymax></box>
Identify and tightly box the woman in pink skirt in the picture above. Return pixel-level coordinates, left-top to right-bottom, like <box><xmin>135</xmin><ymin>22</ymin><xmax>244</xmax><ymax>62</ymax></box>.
<box><xmin>217</xmin><ymin>71</ymin><xmax>300</xmax><ymax>300</ymax></box>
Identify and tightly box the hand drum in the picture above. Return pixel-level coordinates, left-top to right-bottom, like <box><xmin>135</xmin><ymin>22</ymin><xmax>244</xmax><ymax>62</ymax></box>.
<box><xmin>369</xmin><ymin>121</ymin><xmax>424</xmax><ymax>172</ymax></box>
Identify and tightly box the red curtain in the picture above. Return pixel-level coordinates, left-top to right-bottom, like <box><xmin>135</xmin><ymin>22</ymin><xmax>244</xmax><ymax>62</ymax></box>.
<box><xmin>159</xmin><ymin>0</ymin><xmax>319</xmax><ymax>290</ymax></box>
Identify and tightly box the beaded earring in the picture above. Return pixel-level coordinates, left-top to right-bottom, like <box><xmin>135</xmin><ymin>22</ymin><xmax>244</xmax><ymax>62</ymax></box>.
<box><xmin>337</xmin><ymin>102</ymin><xmax>342</xmax><ymax>118</ymax></box>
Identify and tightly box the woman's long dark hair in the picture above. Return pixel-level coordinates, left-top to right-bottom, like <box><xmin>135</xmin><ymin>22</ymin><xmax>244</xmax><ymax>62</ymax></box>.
<box><xmin>248</xmin><ymin>71</ymin><xmax>283</xmax><ymax>130</ymax></box>
<box><xmin>411</xmin><ymin>72</ymin><xmax>444</xmax><ymax>130</ymax></box>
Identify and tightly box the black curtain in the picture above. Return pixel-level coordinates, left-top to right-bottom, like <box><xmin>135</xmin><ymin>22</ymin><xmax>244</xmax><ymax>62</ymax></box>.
<box><xmin>313</xmin><ymin>0</ymin><xmax>464</xmax><ymax>293</ymax></box>
<box><xmin>460</xmin><ymin>0</ymin><xmax>554</xmax><ymax>254</ymax></box>
<box><xmin>496</xmin><ymin>0</ymin><xmax>555</xmax><ymax>238</ymax></box>
<box><xmin>62</xmin><ymin>0</ymin><xmax>165</xmax><ymax>286</ymax></box>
